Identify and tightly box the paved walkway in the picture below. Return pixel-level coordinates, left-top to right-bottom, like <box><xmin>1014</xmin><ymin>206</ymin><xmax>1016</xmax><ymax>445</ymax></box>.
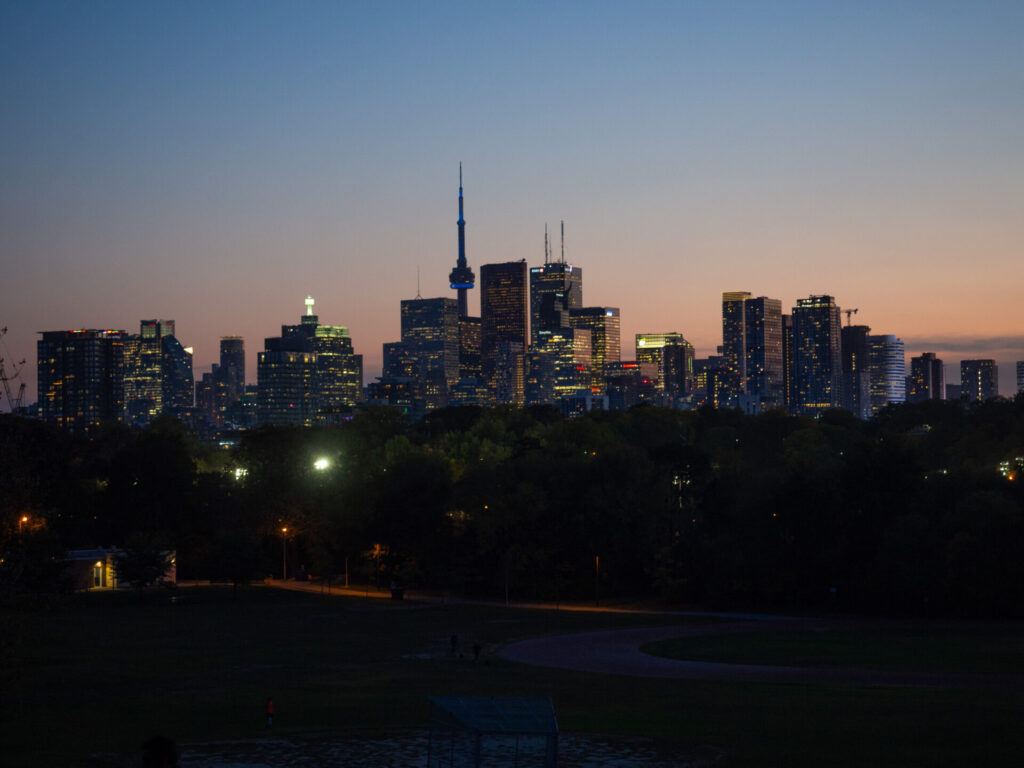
<box><xmin>500</xmin><ymin>622</ymin><xmax>1024</xmax><ymax>689</ymax></box>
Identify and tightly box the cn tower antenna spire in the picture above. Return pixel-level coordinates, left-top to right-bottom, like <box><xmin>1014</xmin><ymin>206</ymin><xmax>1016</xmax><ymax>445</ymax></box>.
<box><xmin>449</xmin><ymin>163</ymin><xmax>475</xmax><ymax>317</ymax></box>
<box><xmin>560</xmin><ymin>220</ymin><xmax>565</xmax><ymax>264</ymax></box>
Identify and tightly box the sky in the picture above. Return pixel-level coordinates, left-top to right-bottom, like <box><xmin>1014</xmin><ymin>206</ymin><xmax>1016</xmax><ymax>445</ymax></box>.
<box><xmin>2</xmin><ymin>0</ymin><xmax>1023</xmax><ymax>405</ymax></box>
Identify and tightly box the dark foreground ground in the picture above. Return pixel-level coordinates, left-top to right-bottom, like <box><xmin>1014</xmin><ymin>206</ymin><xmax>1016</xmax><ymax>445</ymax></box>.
<box><xmin>2</xmin><ymin>585</ymin><xmax>1022</xmax><ymax>767</ymax></box>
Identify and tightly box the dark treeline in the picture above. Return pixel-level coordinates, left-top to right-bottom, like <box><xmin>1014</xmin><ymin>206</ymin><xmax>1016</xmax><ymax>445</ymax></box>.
<box><xmin>2</xmin><ymin>396</ymin><xmax>1024</xmax><ymax>616</ymax></box>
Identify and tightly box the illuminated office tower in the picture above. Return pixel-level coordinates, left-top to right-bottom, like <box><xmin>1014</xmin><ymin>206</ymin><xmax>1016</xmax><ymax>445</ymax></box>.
<box><xmin>721</xmin><ymin>291</ymin><xmax>752</xmax><ymax>402</ymax></box>
<box><xmin>492</xmin><ymin>341</ymin><xmax>526</xmax><ymax>405</ymax></box>
<box><xmin>840</xmin><ymin>325</ymin><xmax>871</xmax><ymax>418</ymax></box>
<box><xmin>908</xmin><ymin>352</ymin><xmax>945</xmax><ymax>403</ymax></box>
<box><xmin>480</xmin><ymin>261</ymin><xmax>528</xmax><ymax>397</ymax></box>
<box><xmin>1018</xmin><ymin>361</ymin><xmax>1024</xmax><ymax>394</ymax></box>
<box><xmin>123</xmin><ymin>319</ymin><xmax>193</xmax><ymax>425</ymax></box>
<box><xmin>635</xmin><ymin>333</ymin><xmax>693</xmax><ymax>396</ymax></box>
<box><xmin>398</xmin><ymin>297</ymin><xmax>459</xmax><ymax>411</ymax></box>
<box><xmin>867</xmin><ymin>334</ymin><xmax>906</xmax><ymax>415</ymax></box>
<box><xmin>257</xmin><ymin>297</ymin><xmax>362</xmax><ymax>426</ymax></box>
<box><xmin>960</xmin><ymin>359</ymin><xmax>998</xmax><ymax>401</ymax></box>
<box><xmin>37</xmin><ymin>329</ymin><xmax>127</xmax><ymax>434</ymax></box>
<box><xmin>792</xmin><ymin>295</ymin><xmax>842</xmax><ymax>416</ymax></box>
<box><xmin>458</xmin><ymin>316</ymin><xmax>482</xmax><ymax>381</ymax></box>
<box><xmin>570</xmin><ymin>307</ymin><xmax>620</xmax><ymax>389</ymax></box>
<box><xmin>530</xmin><ymin>224</ymin><xmax>582</xmax><ymax>347</ymax></box>
<box><xmin>526</xmin><ymin>327</ymin><xmax>592</xmax><ymax>405</ymax></box>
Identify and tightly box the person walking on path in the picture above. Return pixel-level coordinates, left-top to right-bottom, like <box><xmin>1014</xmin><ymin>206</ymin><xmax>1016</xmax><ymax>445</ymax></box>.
<box><xmin>265</xmin><ymin>697</ymin><xmax>274</xmax><ymax>729</ymax></box>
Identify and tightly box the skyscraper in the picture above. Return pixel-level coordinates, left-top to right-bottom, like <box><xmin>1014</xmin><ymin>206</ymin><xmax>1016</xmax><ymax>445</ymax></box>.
<box><xmin>570</xmin><ymin>307</ymin><xmax>621</xmax><ymax>389</ymax></box>
<box><xmin>123</xmin><ymin>319</ymin><xmax>193</xmax><ymax>425</ymax></box>
<box><xmin>721</xmin><ymin>293</ymin><xmax>783</xmax><ymax>409</ymax></box>
<box><xmin>526</xmin><ymin>327</ymin><xmax>592</xmax><ymax>405</ymax></box>
<box><xmin>867</xmin><ymin>334</ymin><xmax>906</xmax><ymax>415</ymax></box>
<box><xmin>397</xmin><ymin>296</ymin><xmax>460</xmax><ymax>410</ymax></box>
<box><xmin>721</xmin><ymin>291</ymin><xmax>752</xmax><ymax>402</ymax></box>
<box><xmin>480</xmin><ymin>260</ymin><xmax>528</xmax><ymax>397</ymax></box>
<box><xmin>257</xmin><ymin>297</ymin><xmax>362</xmax><ymax>426</ymax></box>
<box><xmin>448</xmin><ymin>164</ymin><xmax>475</xmax><ymax>318</ymax></box>
<box><xmin>38</xmin><ymin>329</ymin><xmax>127</xmax><ymax>434</ymax></box>
<box><xmin>792</xmin><ymin>295</ymin><xmax>842</xmax><ymax>416</ymax></box>
<box><xmin>219</xmin><ymin>336</ymin><xmax>245</xmax><ymax>404</ymax></box>
<box><xmin>635</xmin><ymin>333</ymin><xmax>693</xmax><ymax>396</ymax></box>
<box><xmin>908</xmin><ymin>352</ymin><xmax>944</xmax><ymax>403</ymax></box>
<box><xmin>840</xmin><ymin>325</ymin><xmax>871</xmax><ymax>418</ymax></box>
<box><xmin>1018</xmin><ymin>361</ymin><xmax>1024</xmax><ymax>394</ymax></box>
<box><xmin>744</xmin><ymin>297</ymin><xmax>784</xmax><ymax>407</ymax></box>
<box><xmin>781</xmin><ymin>314</ymin><xmax>794</xmax><ymax>409</ymax></box>
<box><xmin>196</xmin><ymin>337</ymin><xmax>246</xmax><ymax>428</ymax></box>
<box><xmin>960</xmin><ymin>359</ymin><xmax>998</xmax><ymax>401</ymax></box>
<box><xmin>529</xmin><ymin>223</ymin><xmax>582</xmax><ymax>347</ymax></box>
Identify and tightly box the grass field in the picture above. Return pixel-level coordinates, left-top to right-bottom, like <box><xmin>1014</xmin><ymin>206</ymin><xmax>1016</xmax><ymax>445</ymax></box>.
<box><xmin>642</xmin><ymin>622</ymin><xmax>1024</xmax><ymax>674</ymax></box>
<box><xmin>3</xmin><ymin>586</ymin><xmax>1023</xmax><ymax>767</ymax></box>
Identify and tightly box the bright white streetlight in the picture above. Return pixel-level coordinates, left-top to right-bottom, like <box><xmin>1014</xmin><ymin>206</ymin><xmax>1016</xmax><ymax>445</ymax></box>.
<box><xmin>313</xmin><ymin>457</ymin><xmax>330</xmax><ymax>471</ymax></box>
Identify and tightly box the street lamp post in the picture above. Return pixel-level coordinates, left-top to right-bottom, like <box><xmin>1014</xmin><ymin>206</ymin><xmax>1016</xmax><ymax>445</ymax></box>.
<box><xmin>281</xmin><ymin>527</ymin><xmax>288</xmax><ymax>580</ymax></box>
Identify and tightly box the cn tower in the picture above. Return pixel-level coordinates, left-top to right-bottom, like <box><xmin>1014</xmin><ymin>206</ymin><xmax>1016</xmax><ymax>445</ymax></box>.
<box><xmin>448</xmin><ymin>163</ymin><xmax>475</xmax><ymax>317</ymax></box>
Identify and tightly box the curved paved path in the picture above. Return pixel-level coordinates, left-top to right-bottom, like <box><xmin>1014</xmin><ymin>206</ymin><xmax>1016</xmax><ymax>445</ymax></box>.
<box><xmin>501</xmin><ymin>621</ymin><xmax>1024</xmax><ymax>689</ymax></box>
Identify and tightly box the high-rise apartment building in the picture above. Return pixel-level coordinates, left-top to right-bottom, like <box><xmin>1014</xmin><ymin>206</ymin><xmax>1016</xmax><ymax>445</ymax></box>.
<box><xmin>721</xmin><ymin>291</ymin><xmax>752</xmax><ymax>402</ymax></box>
<box><xmin>257</xmin><ymin>297</ymin><xmax>362</xmax><ymax>426</ymax></box>
<box><xmin>480</xmin><ymin>261</ymin><xmax>528</xmax><ymax>397</ymax></box>
<box><xmin>867</xmin><ymin>334</ymin><xmax>906</xmax><ymax>415</ymax></box>
<box><xmin>721</xmin><ymin>293</ymin><xmax>784</xmax><ymax>408</ymax></box>
<box><xmin>908</xmin><ymin>352</ymin><xmax>944</xmax><ymax>403</ymax></box>
<box><xmin>38</xmin><ymin>329</ymin><xmax>127</xmax><ymax>434</ymax></box>
<box><xmin>960</xmin><ymin>359</ymin><xmax>998</xmax><ymax>402</ymax></box>
<box><xmin>781</xmin><ymin>314</ymin><xmax>794</xmax><ymax>408</ymax></box>
<box><xmin>1018</xmin><ymin>361</ymin><xmax>1024</xmax><ymax>394</ymax></box>
<box><xmin>569</xmin><ymin>307</ymin><xmax>620</xmax><ymax>389</ymax></box>
<box><xmin>792</xmin><ymin>295</ymin><xmax>842</xmax><ymax>416</ymax></box>
<box><xmin>744</xmin><ymin>297</ymin><xmax>784</xmax><ymax>407</ymax></box>
<box><xmin>840</xmin><ymin>325</ymin><xmax>871</xmax><ymax>419</ymax></box>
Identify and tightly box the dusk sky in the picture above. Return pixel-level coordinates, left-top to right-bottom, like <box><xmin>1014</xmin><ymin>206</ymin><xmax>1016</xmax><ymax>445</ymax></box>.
<box><xmin>2</xmin><ymin>1</ymin><xmax>1023</xmax><ymax>403</ymax></box>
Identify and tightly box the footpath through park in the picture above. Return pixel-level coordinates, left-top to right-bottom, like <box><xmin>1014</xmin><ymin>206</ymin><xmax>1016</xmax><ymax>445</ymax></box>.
<box><xmin>212</xmin><ymin>579</ymin><xmax>1024</xmax><ymax>690</ymax></box>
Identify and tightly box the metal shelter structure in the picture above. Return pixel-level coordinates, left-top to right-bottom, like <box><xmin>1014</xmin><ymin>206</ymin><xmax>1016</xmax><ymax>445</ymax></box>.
<box><xmin>427</xmin><ymin>696</ymin><xmax>559</xmax><ymax>768</ymax></box>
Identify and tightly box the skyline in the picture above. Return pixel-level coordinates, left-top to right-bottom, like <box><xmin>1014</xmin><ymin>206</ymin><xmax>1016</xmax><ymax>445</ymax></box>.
<box><xmin>3</xmin><ymin>2</ymin><xmax>1024</xmax><ymax>402</ymax></box>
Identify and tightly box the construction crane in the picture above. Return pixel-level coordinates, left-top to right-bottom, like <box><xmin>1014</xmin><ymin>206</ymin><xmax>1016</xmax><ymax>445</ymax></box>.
<box><xmin>0</xmin><ymin>326</ymin><xmax>27</xmax><ymax>413</ymax></box>
<box><xmin>843</xmin><ymin>308</ymin><xmax>859</xmax><ymax>327</ymax></box>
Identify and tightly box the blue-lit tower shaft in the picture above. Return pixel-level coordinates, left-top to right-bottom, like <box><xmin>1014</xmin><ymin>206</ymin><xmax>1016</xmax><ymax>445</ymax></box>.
<box><xmin>449</xmin><ymin>164</ymin><xmax>475</xmax><ymax>317</ymax></box>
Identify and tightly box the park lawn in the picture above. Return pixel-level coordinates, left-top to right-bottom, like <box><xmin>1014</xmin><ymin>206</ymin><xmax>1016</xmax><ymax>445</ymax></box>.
<box><xmin>1</xmin><ymin>587</ymin><xmax>1021</xmax><ymax>767</ymax></box>
<box><xmin>641</xmin><ymin>622</ymin><xmax>1024</xmax><ymax>674</ymax></box>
